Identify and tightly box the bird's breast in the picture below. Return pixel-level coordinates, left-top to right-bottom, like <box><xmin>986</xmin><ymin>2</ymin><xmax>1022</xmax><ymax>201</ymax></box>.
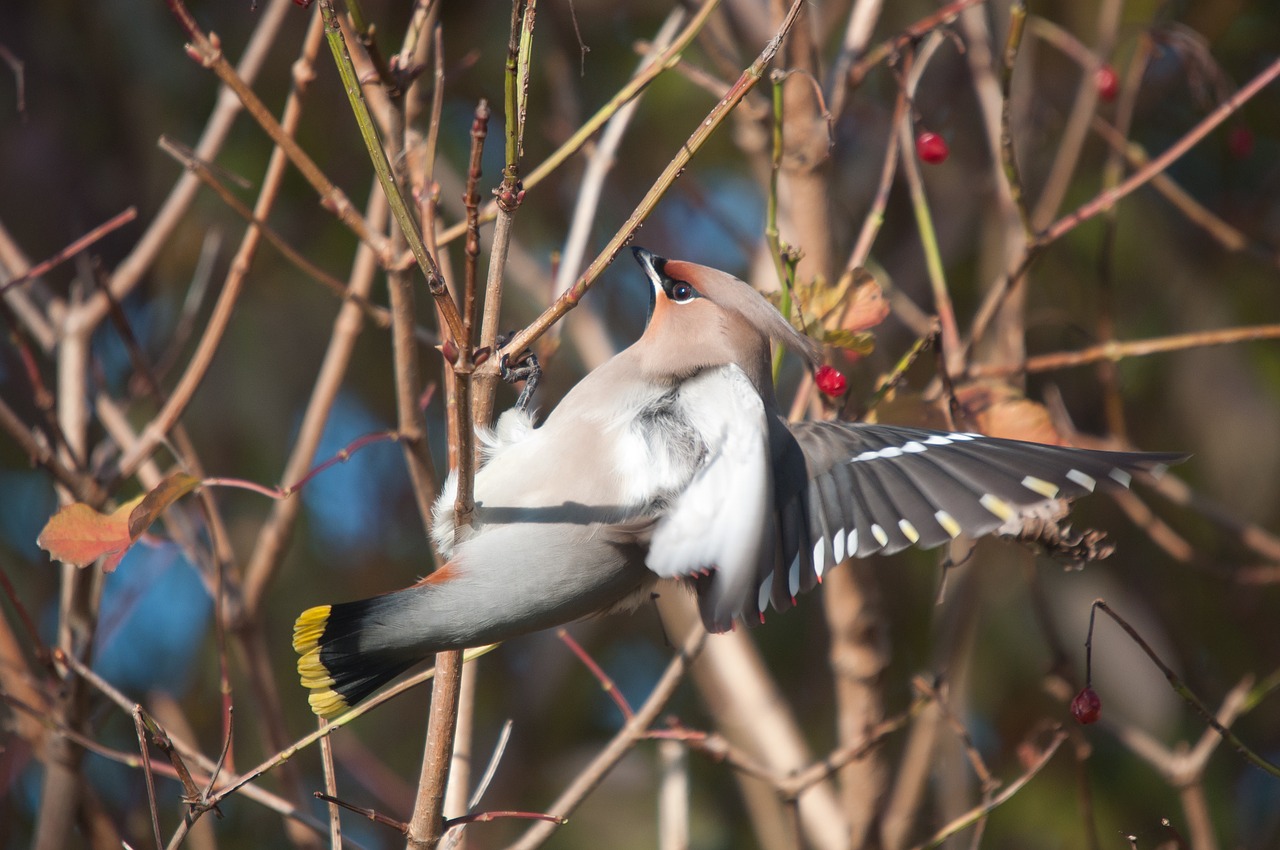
<box><xmin>608</xmin><ymin>386</ymin><xmax>707</xmax><ymax>510</ymax></box>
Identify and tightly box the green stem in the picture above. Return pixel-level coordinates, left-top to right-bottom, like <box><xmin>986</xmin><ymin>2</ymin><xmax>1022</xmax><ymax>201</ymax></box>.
<box><xmin>317</xmin><ymin>0</ymin><xmax>465</xmax><ymax>346</ymax></box>
<box><xmin>999</xmin><ymin>0</ymin><xmax>1031</xmax><ymax>236</ymax></box>
<box><xmin>767</xmin><ymin>72</ymin><xmax>794</xmax><ymax>383</ymax></box>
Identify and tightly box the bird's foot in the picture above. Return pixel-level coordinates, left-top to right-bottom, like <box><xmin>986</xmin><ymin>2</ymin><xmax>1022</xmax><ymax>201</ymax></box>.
<box><xmin>497</xmin><ymin>331</ymin><xmax>541</xmax><ymax>412</ymax></box>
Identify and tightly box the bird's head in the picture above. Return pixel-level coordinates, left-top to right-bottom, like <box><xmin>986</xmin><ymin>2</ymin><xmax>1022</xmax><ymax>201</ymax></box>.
<box><xmin>629</xmin><ymin>247</ymin><xmax>820</xmax><ymax>387</ymax></box>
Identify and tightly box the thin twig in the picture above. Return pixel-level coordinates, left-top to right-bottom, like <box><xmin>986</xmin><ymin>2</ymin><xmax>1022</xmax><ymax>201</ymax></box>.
<box><xmin>156</xmin><ymin>136</ymin><xmax>430</xmax><ymax>340</ymax></box>
<box><xmin>0</xmin><ymin>208</ymin><xmax>138</xmax><ymax>293</ymax></box>
<box><xmin>1086</xmin><ymin>600</ymin><xmax>1280</xmax><ymax>778</ymax></box>
<box><xmin>558</xmin><ymin>629</ymin><xmax>635</xmax><ymax>721</ymax></box>
<box><xmin>968</xmin><ymin>323</ymin><xmax>1280</xmax><ymax>377</ymax></box>
<box><xmin>912</xmin><ymin>730</ymin><xmax>1068</xmax><ymax>849</ymax></box>
<box><xmin>897</xmin><ymin>34</ymin><xmax>961</xmax><ymax>375</ymax></box>
<box><xmin>132</xmin><ymin>708</ymin><xmax>164</xmax><ymax>850</ymax></box>
<box><xmin>0</xmin><ymin>693</ymin><xmax>362</xmax><ymax>845</ymax></box>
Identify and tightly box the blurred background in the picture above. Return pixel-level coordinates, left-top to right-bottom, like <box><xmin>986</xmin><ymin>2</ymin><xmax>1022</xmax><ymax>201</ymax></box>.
<box><xmin>1</xmin><ymin>0</ymin><xmax>1279</xmax><ymax>848</ymax></box>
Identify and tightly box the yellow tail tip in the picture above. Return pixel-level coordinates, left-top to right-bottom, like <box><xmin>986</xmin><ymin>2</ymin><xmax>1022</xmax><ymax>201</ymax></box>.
<box><xmin>297</xmin><ymin>648</ymin><xmax>335</xmax><ymax>688</ymax></box>
<box><xmin>294</xmin><ymin>605</ymin><xmax>348</xmax><ymax>717</ymax></box>
<box><xmin>292</xmin><ymin>605</ymin><xmax>331</xmax><ymax>654</ymax></box>
<box><xmin>308</xmin><ymin>688</ymin><xmax>350</xmax><ymax>719</ymax></box>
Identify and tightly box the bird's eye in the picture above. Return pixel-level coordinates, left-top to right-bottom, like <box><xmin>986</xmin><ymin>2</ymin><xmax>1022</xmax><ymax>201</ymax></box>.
<box><xmin>670</xmin><ymin>282</ymin><xmax>695</xmax><ymax>302</ymax></box>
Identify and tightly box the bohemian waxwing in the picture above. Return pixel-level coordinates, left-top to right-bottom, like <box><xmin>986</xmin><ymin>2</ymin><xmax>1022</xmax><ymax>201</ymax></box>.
<box><xmin>294</xmin><ymin>247</ymin><xmax>1185</xmax><ymax>718</ymax></box>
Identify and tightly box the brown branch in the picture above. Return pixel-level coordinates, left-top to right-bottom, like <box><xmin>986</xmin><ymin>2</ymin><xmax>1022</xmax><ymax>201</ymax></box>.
<box><xmin>33</xmin><ymin>313</ymin><xmax>96</xmax><ymax>850</ymax></box>
<box><xmin>407</xmin><ymin>649</ymin><xmax>465</xmax><ymax>848</ymax></box>
<box><xmin>1090</xmin><ymin>115</ymin><xmax>1277</xmax><ymax>264</ymax></box>
<box><xmin>1026</xmin><ymin>0</ymin><xmax>1123</xmax><ymax>230</ymax></box>
<box><xmin>843</xmin><ymin>89</ymin><xmax>906</xmax><ymax>275</ymax></box>
<box><xmin>314</xmin><ymin>791</ymin><xmax>407</xmax><ymax>833</ymax></box>
<box><xmin>968</xmin><ymin>323</ymin><xmax>1280</xmax><ymax>378</ymax></box>
<box><xmin>117</xmin><ymin>14</ymin><xmax>332</xmax><ymax>483</ymax></box>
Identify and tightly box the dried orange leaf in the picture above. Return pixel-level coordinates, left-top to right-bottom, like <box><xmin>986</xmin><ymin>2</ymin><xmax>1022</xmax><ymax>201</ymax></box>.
<box><xmin>841</xmin><ymin>272</ymin><xmax>890</xmax><ymax>333</ymax></box>
<box><xmin>956</xmin><ymin>382</ymin><xmax>1065</xmax><ymax>445</ymax></box>
<box><xmin>129</xmin><ymin>472</ymin><xmax>201</xmax><ymax>540</ymax></box>
<box><xmin>37</xmin><ymin>495</ymin><xmax>145</xmax><ymax>572</ymax></box>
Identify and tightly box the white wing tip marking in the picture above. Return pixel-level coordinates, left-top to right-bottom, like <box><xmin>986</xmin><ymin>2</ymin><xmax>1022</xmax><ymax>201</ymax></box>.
<box><xmin>1021</xmin><ymin>475</ymin><xmax>1060</xmax><ymax>499</ymax></box>
<box><xmin>898</xmin><ymin>519</ymin><xmax>920</xmax><ymax>544</ymax></box>
<box><xmin>980</xmin><ymin>493</ymin><xmax>1016</xmax><ymax>521</ymax></box>
<box><xmin>934</xmin><ymin>510</ymin><xmax>962</xmax><ymax>538</ymax></box>
<box><xmin>902</xmin><ymin>441</ymin><xmax>927</xmax><ymax>453</ymax></box>
<box><xmin>849</xmin><ymin>529</ymin><xmax>859</xmax><ymax>556</ymax></box>
<box><xmin>924</xmin><ymin>434</ymin><xmax>953</xmax><ymax>446</ymax></box>
<box><xmin>832</xmin><ymin>528</ymin><xmax>847</xmax><ymax>564</ymax></box>
<box><xmin>757</xmin><ymin>578</ymin><xmax>772</xmax><ymax>614</ymax></box>
<box><xmin>1108</xmin><ymin>468</ymin><xmax>1132</xmax><ymax>488</ymax></box>
<box><xmin>1066</xmin><ymin>469</ymin><xmax>1097</xmax><ymax>492</ymax></box>
<box><xmin>871</xmin><ymin>523</ymin><xmax>889</xmax><ymax>547</ymax></box>
<box><xmin>853</xmin><ymin>446</ymin><xmax>905</xmax><ymax>462</ymax></box>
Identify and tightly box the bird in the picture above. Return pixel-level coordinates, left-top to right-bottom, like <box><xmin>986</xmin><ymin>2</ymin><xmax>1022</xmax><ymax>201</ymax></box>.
<box><xmin>294</xmin><ymin>247</ymin><xmax>1185</xmax><ymax>718</ymax></box>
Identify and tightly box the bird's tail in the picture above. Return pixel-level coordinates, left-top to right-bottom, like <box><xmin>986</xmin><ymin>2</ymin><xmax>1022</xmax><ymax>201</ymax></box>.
<box><xmin>293</xmin><ymin>596</ymin><xmax>422</xmax><ymax>718</ymax></box>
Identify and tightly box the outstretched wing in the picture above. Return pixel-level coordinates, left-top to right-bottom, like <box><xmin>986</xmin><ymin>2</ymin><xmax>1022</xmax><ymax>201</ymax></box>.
<box><xmin>754</xmin><ymin>421</ymin><xmax>1186</xmax><ymax>625</ymax></box>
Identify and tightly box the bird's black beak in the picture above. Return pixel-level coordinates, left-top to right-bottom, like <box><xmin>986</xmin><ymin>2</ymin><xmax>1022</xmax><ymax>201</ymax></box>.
<box><xmin>631</xmin><ymin>247</ymin><xmax>668</xmax><ymax>282</ymax></box>
<box><xmin>631</xmin><ymin>247</ymin><xmax>667</xmax><ymax>325</ymax></box>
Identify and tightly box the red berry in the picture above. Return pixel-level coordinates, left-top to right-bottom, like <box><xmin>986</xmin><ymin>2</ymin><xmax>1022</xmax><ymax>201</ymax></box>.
<box><xmin>915</xmin><ymin>131</ymin><xmax>949</xmax><ymax>164</ymax></box>
<box><xmin>815</xmin><ymin>365</ymin><xmax>847</xmax><ymax>397</ymax></box>
<box><xmin>1095</xmin><ymin>65</ymin><xmax>1119</xmax><ymax>102</ymax></box>
<box><xmin>1228</xmin><ymin>125</ymin><xmax>1255</xmax><ymax>159</ymax></box>
<box><xmin>1071</xmin><ymin>686</ymin><xmax>1102</xmax><ymax>724</ymax></box>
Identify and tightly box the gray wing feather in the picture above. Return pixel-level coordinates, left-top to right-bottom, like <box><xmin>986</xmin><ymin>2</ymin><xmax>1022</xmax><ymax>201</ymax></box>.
<box><xmin>755</xmin><ymin>421</ymin><xmax>1186</xmax><ymax>624</ymax></box>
